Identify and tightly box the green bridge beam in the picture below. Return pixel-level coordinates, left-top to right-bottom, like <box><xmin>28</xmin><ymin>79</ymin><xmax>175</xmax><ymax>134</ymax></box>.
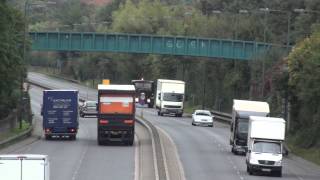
<box><xmin>29</xmin><ymin>32</ymin><xmax>287</xmax><ymax>60</ymax></box>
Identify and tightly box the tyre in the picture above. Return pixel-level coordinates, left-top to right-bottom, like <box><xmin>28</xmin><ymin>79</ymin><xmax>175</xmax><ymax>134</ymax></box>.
<box><xmin>70</xmin><ymin>135</ymin><xmax>76</xmax><ymax>140</ymax></box>
<box><xmin>45</xmin><ymin>134</ymin><xmax>51</xmax><ymax>140</ymax></box>
<box><xmin>274</xmin><ymin>170</ymin><xmax>282</xmax><ymax>177</ymax></box>
<box><xmin>247</xmin><ymin>166</ymin><xmax>253</xmax><ymax>175</ymax></box>
<box><xmin>80</xmin><ymin>113</ymin><xmax>84</xmax><ymax>118</ymax></box>
<box><xmin>209</xmin><ymin>124</ymin><xmax>213</xmax><ymax>127</ymax></box>
<box><xmin>192</xmin><ymin>121</ymin><xmax>195</xmax><ymax>126</ymax></box>
<box><xmin>157</xmin><ymin>111</ymin><xmax>160</xmax><ymax>116</ymax></box>
<box><xmin>177</xmin><ymin>113</ymin><xmax>183</xmax><ymax>117</ymax></box>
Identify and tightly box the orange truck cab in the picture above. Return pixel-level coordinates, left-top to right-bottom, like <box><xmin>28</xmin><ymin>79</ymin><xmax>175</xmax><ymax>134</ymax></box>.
<box><xmin>97</xmin><ymin>84</ymin><xmax>136</xmax><ymax>145</ymax></box>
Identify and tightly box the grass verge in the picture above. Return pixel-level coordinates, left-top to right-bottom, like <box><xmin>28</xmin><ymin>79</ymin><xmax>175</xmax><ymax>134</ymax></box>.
<box><xmin>0</xmin><ymin>120</ymin><xmax>31</xmax><ymax>142</ymax></box>
<box><xmin>287</xmin><ymin>137</ymin><xmax>320</xmax><ymax>166</ymax></box>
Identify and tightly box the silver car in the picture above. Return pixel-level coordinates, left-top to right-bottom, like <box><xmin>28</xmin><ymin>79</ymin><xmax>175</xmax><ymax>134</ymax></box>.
<box><xmin>79</xmin><ymin>101</ymin><xmax>97</xmax><ymax>117</ymax></box>
<box><xmin>191</xmin><ymin>110</ymin><xmax>214</xmax><ymax>127</ymax></box>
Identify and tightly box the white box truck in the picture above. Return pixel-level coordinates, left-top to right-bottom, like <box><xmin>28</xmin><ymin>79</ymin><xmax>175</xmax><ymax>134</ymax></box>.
<box><xmin>155</xmin><ymin>79</ymin><xmax>185</xmax><ymax>117</ymax></box>
<box><xmin>0</xmin><ymin>154</ymin><xmax>49</xmax><ymax>180</ymax></box>
<box><xmin>246</xmin><ymin>116</ymin><xmax>285</xmax><ymax>177</ymax></box>
<box><xmin>230</xmin><ymin>100</ymin><xmax>270</xmax><ymax>154</ymax></box>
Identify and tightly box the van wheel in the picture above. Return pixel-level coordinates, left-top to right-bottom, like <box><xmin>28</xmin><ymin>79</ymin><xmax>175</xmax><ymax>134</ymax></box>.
<box><xmin>274</xmin><ymin>170</ymin><xmax>282</xmax><ymax>177</ymax></box>
<box><xmin>247</xmin><ymin>166</ymin><xmax>252</xmax><ymax>175</ymax></box>
<box><xmin>157</xmin><ymin>111</ymin><xmax>160</xmax><ymax>116</ymax></box>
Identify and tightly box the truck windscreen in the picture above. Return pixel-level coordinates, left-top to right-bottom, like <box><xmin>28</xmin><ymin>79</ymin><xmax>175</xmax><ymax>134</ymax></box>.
<box><xmin>134</xmin><ymin>82</ymin><xmax>152</xmax><ymax>91</ymax></box>
<box><xmin>163</xmin><ymin>93</ymin><xmax>183</xmax><ymax>102</ymax></box>
<box><xmin>237</xmin><ymin>119</ymin><xmax>248</xmax><ymax>133</ymax></box>
<box><xmin>253</xmin><ymin>141</ymin><xmax>281</xmax><ymax>154</ymax></box>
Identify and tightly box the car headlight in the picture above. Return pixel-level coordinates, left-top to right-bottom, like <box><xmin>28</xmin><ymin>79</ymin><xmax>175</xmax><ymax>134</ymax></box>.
<box><xmin>135</xmin><ymin>98</ymin><xmax>139</xmax><ymax>102</ymax></box>
<box><xmin>249</xmin><ymin>158</ymin><xmax>259</xmax><ymax>165</ymax></box>
<box><xmin>147</xmin><ymin>98</ymin><xmax>151</xmax><ymax>103</ymax></box>
<box><xmin>274</xmin><ymin>160</ymin><xmax>282</xmax><ymax>166</ymax></box>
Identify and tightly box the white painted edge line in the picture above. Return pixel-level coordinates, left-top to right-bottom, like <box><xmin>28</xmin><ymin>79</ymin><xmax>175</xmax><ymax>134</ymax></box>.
<box><xmin>71</xmin><ymin>127</ymin><xmax>89</xmax><ymax>180</ymax></box>
<box><xmin>156</xmin><ymin>126</ymin><xmax>186</xmax><ymax>180</ymax></box>
<box><xmin>156</xmin><ymin>127</ymin><xmax>170</xmax><ymax>180</ymax></box>
<box><xmin>136</xmin><ymin>115</ymin><xmax>159</xmax><ymax>180</ymax></box>
<box><xmin>134</xmin><ymin>134</ymin><xmax>140</xmax><ymax>180</ymax></box>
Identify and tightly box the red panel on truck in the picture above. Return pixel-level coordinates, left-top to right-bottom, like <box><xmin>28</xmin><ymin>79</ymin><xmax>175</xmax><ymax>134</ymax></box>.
<box><xmin>99</xmin><ymin>95</ymin><xmax>133</xmax><ymax>114</ymax></box>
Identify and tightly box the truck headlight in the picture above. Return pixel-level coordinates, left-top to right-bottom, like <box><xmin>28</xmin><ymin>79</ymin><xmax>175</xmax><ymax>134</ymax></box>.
<box><xmin>147</xmin><ymin>98</ymin><xmax>151</xmax><ymax>103</ymax></box>
<box><xmin>274</xmin><ymin>160</ymin><xmax>282</xmax><ymax>166</ymax></box>
<box><xmin>135</xmin><ymin>98</ymin><xmax>139</xmax><ymax>102</ymax></box>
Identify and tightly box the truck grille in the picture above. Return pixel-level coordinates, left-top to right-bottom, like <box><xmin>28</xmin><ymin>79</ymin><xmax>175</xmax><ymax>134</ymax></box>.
<box><xmin>258</xmin><ymin>160</ymin><xmax>275</xmax><ymax>165</ymax></box>
<box><xmin>164</xmin><ymin>105</ymin><xmax>181</xmax><ymax>108</ymax></box>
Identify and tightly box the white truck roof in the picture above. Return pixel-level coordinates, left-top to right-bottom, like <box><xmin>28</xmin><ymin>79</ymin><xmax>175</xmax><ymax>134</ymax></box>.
<box><xmin>0</xmin><ymin>154</ymin><xmax>48</xmax><ymax>159</ymax></box>
<box><xmin>98</xmin><ymin>84</ymin><xmax>135</xmax><ymax>91</ymax></box>
<box><xmin>233</xmin><ymin>99</ymin><xmax>270</xmax><ymax>118</ymax></box>
<box><xmin>157</xmin><ymin>79</ymin><xmax>185</xmax><ymax>84</ymax></box>
<box><xmin>248</xmin><ymin>116</ymin><xmax>286</xmax><ymax>141</ymax></box>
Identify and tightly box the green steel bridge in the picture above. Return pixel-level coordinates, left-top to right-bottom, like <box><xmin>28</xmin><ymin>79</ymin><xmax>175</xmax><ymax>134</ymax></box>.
<box><xmin>29</xmin><ymin>32</ymin><xmax>289</xmax><ymax>60</ymax></box>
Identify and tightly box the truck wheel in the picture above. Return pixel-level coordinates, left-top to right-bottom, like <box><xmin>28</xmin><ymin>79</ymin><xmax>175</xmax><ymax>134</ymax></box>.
<box><xmin>157</xmin><ymin>111</ymin><xmax>160</xmax><ymax>116</ymax></box>
<box><xmin>45</xmin><ymin>135</ymin><xmax>51</xmax><ymax>140</ymax></box>
<box><xmin>70</xmin><ymin>135</ymin><xmax>76</xmax><ymax>140</ymax></box>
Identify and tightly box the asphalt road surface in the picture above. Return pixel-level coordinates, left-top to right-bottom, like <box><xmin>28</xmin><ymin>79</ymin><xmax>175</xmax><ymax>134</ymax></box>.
<box><xmin>138</xmin><ymin>108</ymin><xmax>320</xmax><ymax>180</ymax></box>
<box><xmin>27</xmin><ymin>72</ymin><xmax>320</xmax><ymax>180</ymax></box>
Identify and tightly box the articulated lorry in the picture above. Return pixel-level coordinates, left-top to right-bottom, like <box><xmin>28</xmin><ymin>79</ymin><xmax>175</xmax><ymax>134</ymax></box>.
<box><xmin>0</xmin><ymin>154</ymin><xmax>49</xmax><ymax>180</ymax></box>
<box><xmin>131</xmin><ymin>79</ymin><xmax>155</xmax><ymax>108</ymax></box>
<box><xmin>230</xmin><ymin>99</ymin><xmax>270</xmax><ymax>154</ymax></box>
<box><xmin>155</xmin><ymin>79</ymin><xmax>185</xmax><ymax>117</ymax></box>
<box><xmin>97</xmin><ymin>84</ymin><xmax>136</xmax><ymax>145</ymax></box>
<box><xmin>42</xmin><ymin>90</ymin><xmax>79</xmax><ymax>140</ymax></box>
<box><xmin>246</xmin><ymin>116</ymin><xmax>286</xmax><ymax>177</ymax></box>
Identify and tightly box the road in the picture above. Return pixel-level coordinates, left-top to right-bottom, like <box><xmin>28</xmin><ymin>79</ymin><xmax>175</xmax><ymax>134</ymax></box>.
<box><xmin>26</xmin><ymin>72</ymin><xmax>320</xmax><ymax>180</ymax></box>
<box><xmin>139</xmin><ymin>108</ymin><xmax>320</xmax><ymax>180</ymax></box>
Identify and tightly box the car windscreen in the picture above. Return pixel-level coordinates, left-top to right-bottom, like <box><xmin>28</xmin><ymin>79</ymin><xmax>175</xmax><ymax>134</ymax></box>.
<box><xmin>163</xmin><ymin>93</ymin><xmax>183</xmax><ymax>102</ymax></box>
<box><xmin>196</xmin><ymin>112</ymin><xmax>211</xmax><ymax>116</ymax></box>
<box><xmin>253</xmin><ymin>141</ymin><xmax>281</xmax><ymax>154</ymax></box>
<box><xmin>86</xmin><ymin>101</ymin><xmax>96</xmax><ymax>107</ymax></box>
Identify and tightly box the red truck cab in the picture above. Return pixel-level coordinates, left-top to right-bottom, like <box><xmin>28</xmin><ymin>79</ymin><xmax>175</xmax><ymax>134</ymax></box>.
<box><xmin>97</xmin><ymin>84</ymin><xmax>136</xmax><ymax>145</ymax></box>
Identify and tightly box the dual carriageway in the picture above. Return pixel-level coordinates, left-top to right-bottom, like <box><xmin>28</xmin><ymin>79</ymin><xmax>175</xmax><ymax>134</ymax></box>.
<box><xmin>1</xmin><ymin>72</ymin><xmax>319</xmax><ymax>180</ymax></box>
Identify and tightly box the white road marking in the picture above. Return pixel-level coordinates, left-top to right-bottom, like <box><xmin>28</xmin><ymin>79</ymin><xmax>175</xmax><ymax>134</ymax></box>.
<box><xmin>134</xmin><ymin>134</ymin><xmax>140</xmax><ymax>180</ymax></box>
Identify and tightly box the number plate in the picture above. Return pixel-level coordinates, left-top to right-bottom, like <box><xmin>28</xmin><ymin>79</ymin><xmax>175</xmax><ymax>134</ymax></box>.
<box><xmin>261</xmin><ymin>168</ymin><xmax>271</xmax><ymax>172</ymax></box>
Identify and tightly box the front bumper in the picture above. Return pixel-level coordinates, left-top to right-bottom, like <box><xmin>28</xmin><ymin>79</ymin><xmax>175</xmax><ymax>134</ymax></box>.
<box><xmin>249</xmin><ymin>164</ymin><xmax>282</xmax><ymax>172</ymax></box>
<box><xmin>161</xmin><ymin>108</ymin><xmax>183</xmax><ymax>114</ymax></box>
<box><xmin>193</xmin><ymin>121</ymin><xmax>213</xmax><ymax>126</ymax></box>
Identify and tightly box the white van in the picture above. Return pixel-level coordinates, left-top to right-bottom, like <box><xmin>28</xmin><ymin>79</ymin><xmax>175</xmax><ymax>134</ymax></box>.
<box><xmin>0</xmin><ymin>154</ymin><xmax>49</xmax><ymax>180</ymax></box>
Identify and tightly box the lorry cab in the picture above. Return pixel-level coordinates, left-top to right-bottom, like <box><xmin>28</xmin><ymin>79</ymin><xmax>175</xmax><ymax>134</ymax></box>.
<box><xmin>246</xmin><ymin>116</ymin><xmax>285</xmax><ymax>177</ymax></box>
<box><xmin>131</xmin><ymin>79</ymin><xmax>154</xmax><ymax>108</ymax></box>
<box><xmin>230</xmin><ymin>100</ymin><xmax>270</xmax><ymax>154</ymax></box>
<box><xmin>97</xmin><ymin>84</ymin><xmax>136</xmax><ymax>145</ymax></box>
<box><xmin>0</xmin><ymin>154</ymin><xmax>49</xmax><ymax>180</ymax></box>
<box><xmin>155</xmin><ymin>79</ymin><xmax>185</xmax><ymax>117</ymax></box>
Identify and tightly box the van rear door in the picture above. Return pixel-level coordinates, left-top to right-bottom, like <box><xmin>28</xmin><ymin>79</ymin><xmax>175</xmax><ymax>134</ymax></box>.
<box><xmin>22</xmin><ymin>159</ymin><xmax>46</xmax><ymax>180</ymax></box>
<box><xmin>0</xmin><ymin>159</ymin><xmax>21</xmax><ymax>180</ymax></box>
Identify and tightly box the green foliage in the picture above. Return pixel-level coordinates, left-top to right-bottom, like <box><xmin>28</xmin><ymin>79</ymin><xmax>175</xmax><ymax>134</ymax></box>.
<box><xmin>0</xmin><ymin>1</ymin><xmax>26</xmax><ymax>119</ymax></box>
<box><xmin>287</xmin><ymin>29</ymin><xmax>320</xmax><ymax>147</ymax></box>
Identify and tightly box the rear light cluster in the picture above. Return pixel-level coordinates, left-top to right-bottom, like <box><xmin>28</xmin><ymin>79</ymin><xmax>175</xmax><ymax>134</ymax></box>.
<box><xmin>99</xmin><ymin>119</ymin><xmax>134</xmax><ymax>125</ymax></box>
<box><xmin>69</xmin><ymin>128</ymin><xmax>76</xmax><ymax>133</ymax></box>
<box><xmin>99</xmin><ymin>119</ymin><xmax>109</xmax><ymax>124</ymax></box>
<box><xmin>124</xmin><ymin>120</ymin><xmax>134</xmax><ymax>125</ymax></box>
<box><xmin>45</xmin><ymin>128</ymin><xmax>51</xmax><ymax>133</ymax></box>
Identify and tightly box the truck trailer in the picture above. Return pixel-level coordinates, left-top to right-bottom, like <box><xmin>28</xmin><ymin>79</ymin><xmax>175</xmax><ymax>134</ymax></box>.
<box><xmin>155</xmin><ymin>79</ymin><xmax>185</xmax><ymax>117</ymax></box>
<box><xmin>97</xmin><ymin>84</ymin><xmax>136</xmax><ymax>145</ymax></box>
<box><xmin>0</xmin><ymin>154</ymin><xmax>49</xmax><ymax>180</ymax></box>
<box><xmin>230</xmin><ymin>99</ymin><xmax>270</xmax><ymax>154</ymax></box>
<box><xmin>246</xmin><ymin>116</ymin><xmax>286</xmax><ymax>177</ymax></box>
<box><xmin>42</xmin><ymin>90</ymin><xmax>79</xmax><ymax>140</ymax></box>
